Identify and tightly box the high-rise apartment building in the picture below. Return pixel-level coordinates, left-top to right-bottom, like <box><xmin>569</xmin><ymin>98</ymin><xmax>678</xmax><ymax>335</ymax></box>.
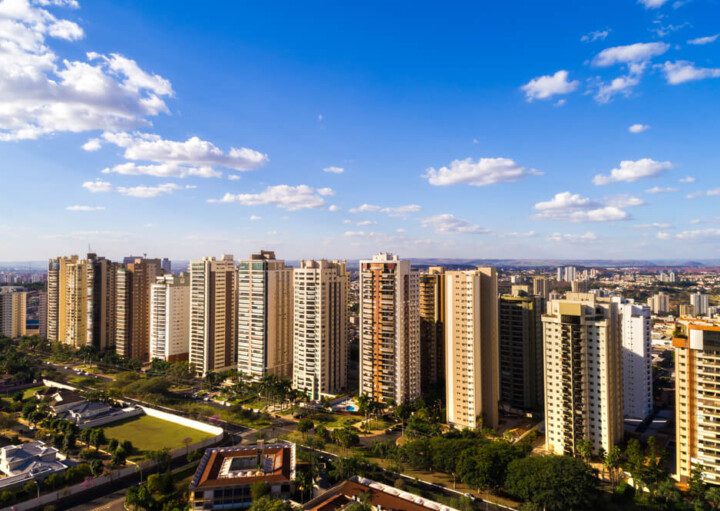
<box><xmin>189</xmin><ymin>255</ymin><xmax>237</xmax><ymax>376</ymax></box>
<box><xmin>674</xmin><ymin>319</ymin><xmax>720</xmax><ymax>484</ymax></box>
<box><xmin>532</xmin><ymin>276</ymin><xmax>549</xmax><ymax>299</ymax></box>
<box><xmin>292</xmin><ymin>260</ymin><xmax>348</xmax><ymax>400</ymax></box>
<box><xmin>499</xmin><ymin>292</ymin><xmax>544</xmax><ymax>413</ymax></box>
<box><xmin>38</xmin><ymin>291</ymin><xmax>47</xmax><ymax>339</ymax></box>
<box><xmin>419</xmin><ymin>266</ymin><xmax>445</xmax><ymax>393</ymax></box>
<box><xmin>616</xmin><ymin>298</ymin><xmax>652</xmax><ymax>420</ymax></box>
<box><xmin>445</xmin><ymin>268</ymin><xmax>499</xmax><ymax>430</ymax></box>
<box><xmin>690</xmin><ymin>293</ymin><xmax>710</xmax><ymax>317</ymax></box>
<box><xmin>237</xmin><ymin>251</ymin><xmax>293</xmax><ymax>380</ymax></box>
<box><xmin>648</xmin><ymin>292</ymin><xmax>670</xmax><ymax>315</ymax></box>
<box><xmin>557</xmin><ymin>266</ymin><xmax>577</xmax><ymax>283</ymax></box>
<box><xmin>359</xmin><ymin>253</ymin><xmax>420</xmax><ymax>405</ymax></box>
<box><xmin>150</xmin><ymin>274</ymin><xmax>190</xmax><ymax>362</ymax></box>
<box><xmin>542</xmin><ymin>293</ymin><xmax>623</xmax><ymax>455</ymax></box>
<box><xmin>116</xmin><ymin>257</ymin><xmax>163</xmax><ymax>362</ymax></box>
<box><xmin>0</xmin><ymin>288</ymin><xmax>27</xmax><ymax>338</ymax></box>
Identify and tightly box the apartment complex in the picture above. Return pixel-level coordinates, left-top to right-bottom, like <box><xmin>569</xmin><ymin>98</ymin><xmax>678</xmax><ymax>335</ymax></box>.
<box><xmin>445</xmin><ymin>268</ymin><xmax>499</xmax><ymax>430</ymax></box>
<box><xmin>616</xmin><ymin>298</ymin><xmax>653</xmax><ymax>420</ymax></box>
<box><xmin>359</xmin><ymin>253</ymin><xmax>420</xmax><ymax>404</ymax></box>
<box><xmin>499</xmin><ymin>292</ymin><xmax>544</xmax><ymax>413</ymax></box>
<box><xmin>0</xmin><ymin>288</ymin><xmax>26</xmax><ymax>338</ymax></box>
<box><xmin>674</xmin><ymin>319</ymin><xmax>720</xmax><ymax>484</ymax></box>
<box><xmin>648</xmin><ymin>291</ymin><xmax>670</xmax><ymax>315</ymax></box>
<box><xmin>292</xmin><ymin>260</ymin><xmax>348</xmax><ymax>400</ymax></box>
<box><xmin>691</xmin><ymin>293</ymin><xmax>710</xmax><ymax>316</ymax></box>
<box><xmin>150</xmin><ymin>274</ymin><xmax>190</xmax><ymax>362</ymax></box>
<box><xmin>189</xmin><ymin>255</ymin><xmax>237</xmax><ymax>376</ymax></box>
<box><xmin>237</xmin><ymin>251</ymin><xmax>293</xmax><ymax>379</ymax></box>
<box><xmin>419</xmin><ymin>267</ymin><xmax>445</xmax><ymax>393</ymax></box>
<box><xmin>542</xmin><ymin>293</ymin><xmax>623</xmax><ymax>455</ymax></box>
<box><xmin>116</xmin><ymin>258</ymin><xmax>162</xmax><ymax>362</ymax></box>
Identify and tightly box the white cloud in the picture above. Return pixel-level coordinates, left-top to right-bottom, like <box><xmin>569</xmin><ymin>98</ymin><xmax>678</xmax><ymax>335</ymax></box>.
<box><xmin>209</xmin><ymin>185</ymin><xmax>332</xmax><ymax>211</ymax></box>
<box><xmin>421</xmin><ymin>214</ymin><xmax>489</xmax><ymax>234</ymax></box>
<box><xmin>65</xmin><ymin>204</ymin><xmax>105</xmax><ymax>211</ymax></box>
<box><xmin>82</xmin><ymin>138</ymin><xmax>101</xmax><ymax>151</ymax></box>
<box><xmin>593</xmin><ymin>158</ymin><xmax>672</xmax><ymax>185</ymax></box>
<box><xmin>349</xmin><ymin>203</ymin><xmax>421</xmax><ymax>216</ymax></box>
<box><xmin>688</xmin><ymin>34</ymin><xmax>719</xmax><ymax>45</ymax></box>
<box><xmin>547</xmin><ymin>232</ymin><xmax>598</xmax><ymax>242</ymax></box>
<box><xmin>674</xmin><ymin>229</ymin><xmax>720</xmax><ymax>240</ymax></box>
<box><xmin>635</xmin><ymin>222</ymin><xmax>673</xmax><ymax>229</ymax></box>
<box><xmin>679</xmin><ymin>176</ymin><xmax>695</xmax><ymax>184</ymax></box>
<box><xmin>638</xmin><ymin>0</ymin><xmax>669</xmax><ymax>9</ymax></box>
<box><xmin>249</xmin><ymin>215</ymin><xmax>261</xmax><ymax>221</ymax></box>
<box><xmin>593</xmin><ymin>42</ymin><xmax>669</xmax><ymax>67</ymax></box>
<box><xmin>116</xmin><ymin>182</ymin><xmax>179</xmax><ymax>198</ymax></box>
<box><xmin>504</xmin><ymin>230</ymin><xmax>538</xmax><ymax>238</ymax></box>
<box><xmin>656</xmin><ymin>231</ymin><xmax>671</xmax><ymax>240</ymax></box>
<box><xmin>687</xmin><ymin>188</ymin><xmax>720</xmax><ymax>199</ymax></box>
<box><xmin>581</xmin><ymin>29</ymin><xmax>611</xmax><ymax>43</ymax></box>
<box><xmin>328</xmin><ymin>205</ymin><xmax>339</xmax><ymax>212</ymax></box>
<box><xmin>661</xmin><ymin>61</ymin><xmax>720</xmax><ymax>85</ymax></box>
<box><xmin>646</xmin><ymin>186</ymin><xmax>677</xmax><ymax>194</ymax></box>
<box><xmin>424</xmin><ymin>157</ymin><xmax>539</xmax><ymax>186</ymax></box>
<box><xmin>521</xmin><ymin>70</ymin><xmax>579</xmax><ymax>101</ymax></box>
<box><xmin>99</xmin><ymin>132</ymin><xmax>266</xmax><ymax>178</ymax></box>
<box><xmin>534</xmin><ymin>191</ymin><xmax>631</xmax><ymax>222</ymax></box>
<box><xmin>0</xmin><ymin>2</ymin><xmax>173</xmax><ymax>141</ymax></box>
<box><xmin>607</xmin><ymin>195</ymin><xmax>644</xmax><ymax>208</ymax></box>
<box><xmin>628</xmin><ymin>123</ymin><xmax>650</xmax><ymax>133</ymax></box>
<box><xmin>356</xmin><ymin>220</ymin><xmax>376</xmax><ymax>226</ymax></box>
<box><xmin>82</xmin><ymin>179</ymin><xmax>112</xmax><ymax>193</ymax></box>
<box><xmin>323</xmin><ymin>166</ymin><xmax>344</xmax><ymax>174</ymax></box>
<box><xmin>595</xmin><ymin>73</ymin><xmax>642</xmax><ymax>103</ymax></box>
<box><xmin>228</xmin><ymin>174</ymin><xmax>241</xmax><ymax>181</ymax></box>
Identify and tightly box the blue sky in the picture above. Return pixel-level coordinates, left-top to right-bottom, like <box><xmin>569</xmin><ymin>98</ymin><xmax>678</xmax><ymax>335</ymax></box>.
<box><xmin>1</xmin><ymin>0</ymin><xmax>720</xmax><ymax>261</ymax></box>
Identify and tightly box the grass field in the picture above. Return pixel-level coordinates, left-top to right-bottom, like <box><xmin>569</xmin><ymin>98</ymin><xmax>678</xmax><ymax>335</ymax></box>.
<box><xmin>22</xmin><ymin>386</ymin><xmax>44</xmax><ymax>400</ymax></box>
<box><xmin>104</xmin><ymin>415</ymin><xmax>214</xmax><ymax>455</ymax></box>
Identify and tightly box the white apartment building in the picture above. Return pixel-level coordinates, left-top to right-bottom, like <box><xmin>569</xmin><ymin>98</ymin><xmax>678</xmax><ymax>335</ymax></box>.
<box><xmin>292</xmin><ymin>260</ymin><xmax>348</xmax><ymax>400</ymax></box>
<box><xmin>691</xmin><ymin>293</ymin><xmax>710</xmax><ymax>316</ymax></box>
<box><xmin>542</xmin><ymin>293</ymin><xmax>623</xmax><ymax>456</ymax></box>
<box><xmin>615</xmin><ymin>298</ymin><xmax>653</xmax><ymax>420</ymax></box>
<box><xmin>359</xmin><ymin>253</ymin><xmax>420</xmax><ymax>404</ymax></box>
<box><xmin>150</xmin><ymin>274</ymin><xmax>190</xmax><ymax>362</ymax></box>
<box><xmin>648</xmin><ymin>292</ymin><xmax>670</xmax><ymax>315</ymax></box>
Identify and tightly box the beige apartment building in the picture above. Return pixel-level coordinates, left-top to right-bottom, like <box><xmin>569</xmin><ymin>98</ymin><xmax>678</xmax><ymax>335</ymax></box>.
<box><xmin>150</xmin><ymin>273</ymin><xmax>190</xmax><ymax>362</ymax></box>
<box><xmin>0</xmin><ymin>288</ymin><xmax>27</xmax><ymax>338</ymax></box>
<box><xmin>674</xmin><ymin>319</ymin><xmax>720</xmax><ymax>484</ymax></box>
<box><xmin>189</xmin><ymin>255</ymin><xmax>237</xmax><ymax>376</ymax></box>
<box><xmin>292</xmin><ymin>260</ymin><xmax>348</xmax><ymax>400</ymax></box>
<box><xmin>359</xmin><ymin>253</ymin><xmax>420</xmax><ymax>405</ymax></box>
<box><xmin>445</xmin><ymin>268</ymin><xmax>499</xmax><ymax>430</ymax></box>
<box><xmin>542</xmin><ymin>293</ymin><xmax>623</xmax><ymax>456</ymax></box>
<box><xmin>237</xmin><ymin>251</ymin><xmax>293</xmax><ymax>380</ymax></box>
<box><xmin>419</xmin><ymin>266</ymin><xmax>445</xmax><ymax>393</ymax></box>
<box><xmin>115</xmin><ymin>258</ymin><xmax>163</xmax><ymax>362</ymax></box>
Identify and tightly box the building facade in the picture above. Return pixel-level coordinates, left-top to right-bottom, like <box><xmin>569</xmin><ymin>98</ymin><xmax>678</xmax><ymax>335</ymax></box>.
<box><xmin>292</xmin><ymin>260</ymin><xmax>348</xmax><ymax>400</ymax></box>
<box><xmin>150</xmin><ymin>273</ymin><xmax>190</xmax><ymax>362</ymax></box>
<box><xmin>542</xmin><ymin>293</ymin><xmax>623</xmax><ymax>455</ymax></box>
<box><xmin>0</xmin><ymin>288</ymin><xmax>27</xmax><ymax>338</ymax></box>
<box><xmin>445</xmin><ymin>268</ymin><xmax>499</xmax><ymax>430</ymax></box>
<box><xmin>419</xmin><ymin>266</ymin><xmax>445</xmax><ymax>393</ymax></box>
<box><xmin>691</xmin><ymin>293</ymin><xmax>710</xmax><ymax>317</ymax></box>
<box><xmin>616</xmin><ymin>298</ymin><xmax>653</xmax><ymax>420</ymax></box>
<box><xmin>359</xmin><ymin>253</ymin><xmax>420</xmax><ymax>404</ymax></box>
<box><xmin>237</xmin><ymin>251</ymin><xmax>293</xmax><ymax>380</ymax></box>
<box><xmin>648</xmin><ymin>292</ymin><xmax>670</xmax><ymax>315</ymax></box>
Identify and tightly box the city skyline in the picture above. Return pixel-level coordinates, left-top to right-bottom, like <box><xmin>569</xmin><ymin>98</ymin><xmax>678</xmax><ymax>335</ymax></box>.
<box><xmin>2</xmin><ymin>0</ymin><xmax>720</xmax><ymax>261</ymax></box>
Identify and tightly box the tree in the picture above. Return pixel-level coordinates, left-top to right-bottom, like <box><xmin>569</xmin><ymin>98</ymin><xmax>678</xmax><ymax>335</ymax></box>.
<box><xmin>297</xmin><ymin>418</ymin><xmax>314</xmax><ymax>433</ymax></box>
<box><xmin>112</xmin><ymin>446</ymin><xmax>127</xmax><ymax>466</ymax></box>
<box><xmin>89</xmin><ymin>459</ymin><xmax>103</xmax><ymax>476</ymax></box>
<box><xmin>456</xmin><ymin>441</ymin><xmax>526</xmax><ymax>492</ymax></box>
<box><xmin>604</xmin><ymin>445</ymin><xmax>622</xmax><ymax>490</ymax></box>
<box><xmin>89</xmin><ymin>428</ymin><xmax>106</xmax><ymax>450</ymax></box>
<box><xmin>706</xmin><ymin>486</ymin><xmax>720</xmax><ymax>510</ymax></box>
<box><xmin>182</xmin><ymin>436</ymin><xmax>193</xmax><ymax>455</ymax></box>
<box><xmin>295</xmin><ymin>468</ymin><xmax>314</xmax><ymax>501</ymax></box>
<box><xmin>689</xmin><ymin>465</ymin><xmax>706</xmax><ymax>507</ymax></box>
<box><xmin>249</xmin><ymin>496</ymin><xmax>291</xmax><ymax>511</ymax></box>
<box><xmin>250</xmin><ymin>481</ymin><xmax>271</xmax><ymax>501</ymax></box>
<box><xmin>505</xmin><ymin>455</ymin><xmax>598</xmax><ymax>511</ymax></box>
<box><xmin>575</xmin><ymin>439</ymin><xmax>592</xmax><ymax>464</ymax></box>
<box><xmin>108</xmin><ymin>438</ymin><xmax>119</xmax><ymax>451</ymax></box>
<box><xmin>149</xmin><ymin>447</ymin><xmax>171</xmax><ymax>472</ymax></box>
<box><xmin>330</xmin><ymin>456</ymin><xmax>369</xmax><ymax>481</ymax></box>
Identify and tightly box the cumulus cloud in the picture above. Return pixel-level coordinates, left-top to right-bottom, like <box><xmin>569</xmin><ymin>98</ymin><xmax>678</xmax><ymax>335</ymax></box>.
<box><xmin>593</xmin><ymin>158</ymin><xmax>673</xmax><ymax>185</ymax></box>
<box><xmin>638</xmin><ymin>0</ymin><xmax>668</xmax><ymax>7</ymax></box>
<box><xmin>547</xmin><ymin>232</ymin><xmax>598</xmax><ymax>242</ymax></box>
<box><xmin>635</xmin><ymin>222</ymin><xmax>673</xmax><ymax>229</ymax></box>
<box><xmin>323</xmin><ymin>166</ymin><xmax>344</xmax><ymax>174</ymax></box>
<box><xmin>593</xmin><ymin>42</ymin><xmax>669</xmax><ymax>67</ymax></box>
<box><xmin>661</xmin><ymin>61</ymin><xmax>720</xmax><ymax>85</ymax></box>
<box><xmin>646</xmin><ymin>186</ymin><xmax>677</xmax><ymax>194</ymax></box>
<box><xmin>628</xmin><ymin>123</ymin><xmax>650</xmax><ymax>133</ymax></box>
<box><xmin>534</xmin><ymin>192</ymin><xmax>633</xmax><ymax>222</ymax></box>
<box><xmin>595</xmin><ymin>74</ymin><xmax>641</xmax><ymax>103</ymax></box>
<box><xmin>421</xmin><ymin>214</ymin><xmax>489</xmax><ymax>234</ymax></box>
<box><xmin>82</xmin><ymin>179</ymin><xmax>112</xmax><ymax>193</ymax></box>
<box><xmin>82</xmin><ymin>138</ymin><xmax>101</xmax><ymax>151</ymax></box>
<box><xmin>424</xmin><ymin>157</ymin><xmax>539</xmax><ymax>187</ymax></box>
<box><xmin>249</xmin><ymin>214</ymin><xmax>261</xmax><ymax>221</ymax></box>
<box><xmin>65</xmin><ymin>204</ymin><xmax>105</xmax><ymax>211</ymax></box>
<box><xmin>209</xmin><ymin>185</ymin><xmax>333</xmax><ymax>211</ymax></box>
<box><xmin>581</xmin><ymin>29</ymin><xmax>611</xmax><ymax>43</ymax></box>
<box><xmin>521</xmin><ymin>70</ymin><xmax>579</xmax><ymax>101</ymax></box>
<box><xmin>98</xmin><ymin>132</ymin><xmax>266</xmax><ymax>178</ymax></box>
<box><xmin>688</xmin><ymin>34</ymin><xmax>719</xmax><ymax>45</ymax></box>
<box><xmin>679</xmin><ymin>176</ymin><xmax>695</xmax><ymax>184</ymax></box>
<box><xmin>0</xmin><ymin>1</ymin><xmax>174</xmax><ymax>141</ymax></box>
<box><xmin>356</xmin><ymin>220</ymin><xmax>376</xmax><ymax>226</ymax></box>
<box><xmin>116</xmin><ymin>183</ymin><xmax>179</xmax><ymax>198</ymax></box>
<box><xmin>348</xmin><ymin>204</ymin><xmax>421</xmax><ymax>216</ymax></box>
<box><xmin>687</xmin><ymin>188</ymin><xmax>720</xmax><ymax>199</ymax></box>
<box><xmin>328</xmin><ymin>205</ymin><xmax>339</xmax><ymax>212</ymax></box>
<box><xmin>673</xmin><ymin>229</ymin><xmax>720</xmax><ymax>240</ymax></box>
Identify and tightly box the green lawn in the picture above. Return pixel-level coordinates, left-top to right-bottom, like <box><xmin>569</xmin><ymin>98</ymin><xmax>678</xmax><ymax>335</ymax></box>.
<box><xmin>22</xmin><ymin>386</ymin><xmax>45</xmax><ymax>400</ymax></box>
<box><xmin>104</xmin><ymin>415</ymin><xmax>214</xmax><ymax>455</ymax></box>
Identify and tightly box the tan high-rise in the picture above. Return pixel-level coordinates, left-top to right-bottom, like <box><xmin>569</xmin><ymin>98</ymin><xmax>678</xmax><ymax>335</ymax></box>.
<box><xmin>445</xmin><ymin>268</ymin><xmax>499</xmax><ymax>430</ymax></box>
<box><xmin>292</xmin><ymin>260</ymin><xmax>348</xmax><ymax>400</ymax></box>
<box><xmin>542</xmin><ymin>293</ymin><xmax>623</xmax><ymax>456</ymax></box>
<box><xmin>419</xmin><ymin>267</ymin><xmax>445</xmax><ymax>393</ymax></box>
<box><xmin>674</xmin><ymin>319</ymin><xmax>720</xmax><ymax>484</ymax></box>
<box><xmin>0</xmin><ymin>288</ymin><xmax>27</xmax><ymax>338</ymax></box>
<box><xmin>150</xmin><ymin>274</ymin><xmax>190</xmax><ymax>362</ymax></box>
<box><xmin>116</xmin><ymin>258</ymin><xmax>162</xmax><ymax>362</ymax></box>
<box><xmin>189</xmin><ymin>255</ymin><xmax>237</xmax><ymax>376</ymax></box>
<box><xmin>359</xmin><ymin>253</ymin><xmax>420</xmax><ymax>405</ymax></box>
<box><xmin>237</xmin><ymin>251</ymin><xmax>293</xmax><ymax>380</ymax></box>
